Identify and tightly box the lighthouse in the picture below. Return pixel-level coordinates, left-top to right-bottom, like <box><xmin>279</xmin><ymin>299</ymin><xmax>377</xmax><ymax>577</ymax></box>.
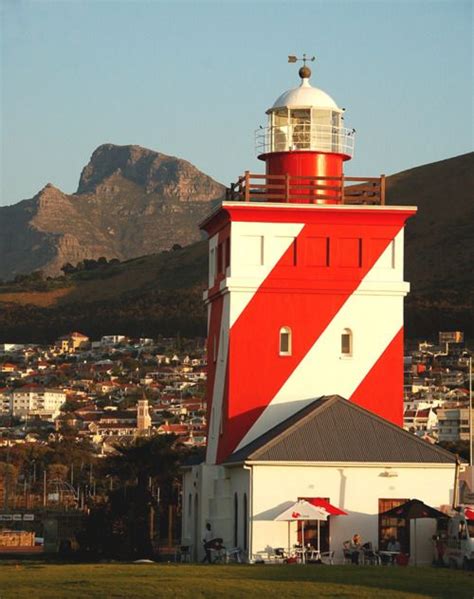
<box><xmin>201</xmin><ymin>57</ymin><xmax>417</xmax><ymax>465</ymax></box>
<box><xmin>182</xmin><ymin>58</ymin><xmax>457</xmax><ymax>565</ymax></box>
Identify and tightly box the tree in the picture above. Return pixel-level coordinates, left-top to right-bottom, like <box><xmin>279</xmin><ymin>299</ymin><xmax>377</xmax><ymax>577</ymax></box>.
<box><xmin>61</xmin><ymin>263</ymin><xmax>76</xmax><ymax>275</ymax></box>
<box><xmin>102</xmin><ymin>435</ymin><xmax>183</xmax><ymax>559</ymax></box>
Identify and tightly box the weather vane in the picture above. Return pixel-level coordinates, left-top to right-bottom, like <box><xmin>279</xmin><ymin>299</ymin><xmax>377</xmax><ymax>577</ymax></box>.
<box><xmin>288</xmin><ymin>54</ymin><xmax>316</xmax><ymax>66</ymax></box>
<box><xmin>288</xmin><ymin>54</ymin><xmax>315</xmax><ymax>79</ymax></box>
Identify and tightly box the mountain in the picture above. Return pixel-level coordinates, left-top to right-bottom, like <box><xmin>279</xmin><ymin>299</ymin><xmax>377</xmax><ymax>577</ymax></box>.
<box><xmin>0</xmin><ymin>144</ymin><xmax>225</xmax><ymax>281</ymax></box>
<box><xmin>0</xmin><ymin>152</ymin><xmax>472</xmax><ymax>342</ymax></box>
<box><xmin>385</xmin><ymin>152</ymin><xmax>474</xmax><ymax>293</ymax></box>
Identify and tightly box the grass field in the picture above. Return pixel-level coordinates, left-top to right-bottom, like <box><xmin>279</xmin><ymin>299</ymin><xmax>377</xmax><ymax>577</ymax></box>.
<box><xmin>0</xmin><ymin>563</ymin><xmax>472</xmax><ymax>599</ymax></box>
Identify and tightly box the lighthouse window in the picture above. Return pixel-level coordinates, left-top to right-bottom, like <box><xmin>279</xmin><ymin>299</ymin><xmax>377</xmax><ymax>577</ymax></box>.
<box><xmin>225</xmin><ymin>237</ymin><xmax>230</xmax><ymax>268</ymax></box>
<box><xmin>209</xmin><ymin>248</ymin><xmax>215</xmax><ymax>283</ymax></box>
<box><xmin>217</xmin><ymin>243</ymin><xmax>223</xmax><ymax>274</ymax></box>
<box><xmin>290</xmin><ymin>109</ymin><xmax>311</xmax><ymax>149</ymax></box>
<box><xmin>341</xmin><ymin>329</ymin><xmax>353</xmax><ymax>356</ymax></box>
<box><xmin>279</xmin><ymin>327</ymin><xmax>292</xmax><ymax>356</ymax></box>
<box><xmin>271</xmin><ymin>109</ymin><xmax>290</xmax><ymax>152</ymax></box>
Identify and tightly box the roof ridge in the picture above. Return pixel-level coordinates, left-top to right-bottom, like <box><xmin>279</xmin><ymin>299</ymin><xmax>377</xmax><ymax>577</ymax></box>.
<box><xmin>227</xmin><ymin>395</ymin><xmax>458</xmax><ymax>464</ymax></box>
<box><xmin>234</xmin><ymin>395</ymin><xmax>340</xmax><ymax>460</ymax></box>
<box><xmin>337</xmin><ymin>396</ymin><xmax>457</xmax><ymax>461</ymax></box>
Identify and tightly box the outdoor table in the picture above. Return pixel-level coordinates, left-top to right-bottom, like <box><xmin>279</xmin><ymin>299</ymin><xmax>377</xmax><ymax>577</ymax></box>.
<box><xmin>379</xmin><ymin>550</ymin><xmax>400</xmax><ymax>565</ymax></box>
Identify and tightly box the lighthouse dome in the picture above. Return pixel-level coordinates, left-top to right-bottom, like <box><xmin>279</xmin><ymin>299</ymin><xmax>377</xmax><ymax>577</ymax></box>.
<box><xmin>271</xmin><ymin>78</ymin><xmax>340</xmax><ymax>112</ymax></box>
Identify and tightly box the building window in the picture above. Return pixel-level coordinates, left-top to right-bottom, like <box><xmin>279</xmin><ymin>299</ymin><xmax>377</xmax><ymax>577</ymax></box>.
<box><xmin>225</xmin><ymin>237</ymin><xmax>231</xmax><ymax>268</ymax></box>
<box><xmin>234</xmin><ymin>493</ymin><xmax>239</xmax><ymax>547</ymax></box>
<box><xmin>341</xmin><ymin>329</ymin><xmax>352</xmax><ymax>356</ymax></box>
<box><xmin>279</xmin><ymin>327</ymin><xmax>292</xmax><ymax>356</ymax></box>
<box><xmin>220</xmin><ymin>329</ymin><xmax>225</xmax><ymax>362</ymax></box>
<box><xmin>378</xmin><ymin>498</ymin><xmax>409</xmax><ymax>552</ymax></box>
<box><xmin>243</xmin><ymin>493</ymin><xmax>248</xmax><ymax>550</ymax></box>
<box><xmin>217</xmin><ymin>243</ymin><xmax>223</xmax><ymax>274</ymax></box>
<box><xmin>187</xmin><ymin>493</ymin><xmax>192</xmax><ymax>536</ymax></box>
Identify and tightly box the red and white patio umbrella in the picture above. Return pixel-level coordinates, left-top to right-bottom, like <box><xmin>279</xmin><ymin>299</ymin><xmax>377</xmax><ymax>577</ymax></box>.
<box><xmin>275</xmin><ymin>499</ymin><xmax>329</xmax><ymax>563</ymax></box>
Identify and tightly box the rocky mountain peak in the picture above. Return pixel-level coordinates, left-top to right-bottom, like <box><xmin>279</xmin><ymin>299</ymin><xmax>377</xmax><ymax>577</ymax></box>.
<box><xmin>0</xmin><ymin>143</ymin><xmax>227</xmax><ymax>280</ymax></box>
<box><xmin>34</xmin><ymin>183</ymin><xmax>69</xmax><ymax>208</ymax></box>
<box><xmin>77</xmin><ymin>143</ymin><xmax>225</xmax><ymax>200</ymax></box>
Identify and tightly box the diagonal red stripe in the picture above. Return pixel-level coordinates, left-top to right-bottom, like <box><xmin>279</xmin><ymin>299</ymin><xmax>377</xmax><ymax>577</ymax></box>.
<box><xmin>216</xmin><ymin>214</ymin><xmax>408</xmax><ymax>462</ymax></box>
<box><xmin>349</xmin><ymin>327</ymin><xmax>404</xmax><ymax>426</ymax></box>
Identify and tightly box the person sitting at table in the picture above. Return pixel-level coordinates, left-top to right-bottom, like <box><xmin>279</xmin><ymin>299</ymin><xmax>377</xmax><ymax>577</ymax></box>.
<box><xmin>387</xmin><ymin>537</ymin><xmax>401</xmax><ymax>552</ymax></box>
<box><xmin>349</xmin><ymin>534</ymin><xmax>362</xmax><ymax>564</ymax></box>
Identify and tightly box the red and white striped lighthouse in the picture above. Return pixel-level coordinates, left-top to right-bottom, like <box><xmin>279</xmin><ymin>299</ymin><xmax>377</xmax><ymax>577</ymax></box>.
<box><xmin>202</xmin><ymin>59</ymin><xmax>416</xmax><ymax>465</ymax></box>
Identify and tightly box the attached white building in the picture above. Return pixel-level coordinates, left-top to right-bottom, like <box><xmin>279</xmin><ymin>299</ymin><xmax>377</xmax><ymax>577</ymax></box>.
<box><xmin>182</xmin><ymin>395</ymin><xmax>457</xmax><ymax>565</ymax></box>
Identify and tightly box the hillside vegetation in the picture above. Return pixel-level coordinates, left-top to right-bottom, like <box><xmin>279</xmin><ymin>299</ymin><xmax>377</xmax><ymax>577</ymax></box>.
<box><xmin>0</xmin><ymin>243</ymin><xmax>207</xmax><ymax>343</ymax></box>
<box><xmin>0</xmin><ymin>152</ymin><xmax>472</xmax><ymax>343</ymax></box>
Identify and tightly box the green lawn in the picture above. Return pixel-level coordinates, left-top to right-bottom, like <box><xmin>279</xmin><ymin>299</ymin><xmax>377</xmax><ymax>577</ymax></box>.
<box><xmin>0</xmin><ymin>563</ymin><xmax>472</xmax><ymax>599</ymax></box>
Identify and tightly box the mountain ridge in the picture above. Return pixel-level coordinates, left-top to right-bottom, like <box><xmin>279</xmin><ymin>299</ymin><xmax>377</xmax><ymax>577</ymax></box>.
<box><xmin>0</xmin><ymin>144</ymin><xmax>225</xmax><ymax>280</ymax></box>
<box><xmin>0</xmin><ymin>151</ymin><xmax>472</xmax><ymax>343</ymax></box>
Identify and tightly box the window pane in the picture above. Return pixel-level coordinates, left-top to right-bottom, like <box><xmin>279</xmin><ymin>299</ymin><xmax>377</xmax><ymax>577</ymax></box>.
<box><xmin>290</xmin><ymin>109</ymin><xmax>311</xmax><ymax>149</ymax></box>
<box><xmin>341</xmin><ymin>333</ymin><xmax>351</xmax><ymax>354</ymax></box>
<box><xmin>280</xmin><ymin>332</ymin><xmax>289</xmax><ymax>353</ymax></box>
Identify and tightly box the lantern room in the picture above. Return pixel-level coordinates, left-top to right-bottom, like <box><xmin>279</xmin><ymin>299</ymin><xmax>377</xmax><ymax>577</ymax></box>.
<box><xmin>227</xmin><ymin>57</ymin><xmax>386</xmax><ymax>205</ymax></box>
<box><xmin>255</xmin><ymin>60</ymin><xmax>355</xmax><ymax>192</ymax></box>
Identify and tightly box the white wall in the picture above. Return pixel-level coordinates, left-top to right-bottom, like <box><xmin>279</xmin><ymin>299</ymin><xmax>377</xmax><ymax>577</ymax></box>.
<box><xmin>182</xmin><ymin>463</ymin><xmax>249</xmax><ymax>561</ymax></box>
<box><xmin>248</xmin><ymin>462</ymin><xmax>454</xmax><ymax>565</ymax></box>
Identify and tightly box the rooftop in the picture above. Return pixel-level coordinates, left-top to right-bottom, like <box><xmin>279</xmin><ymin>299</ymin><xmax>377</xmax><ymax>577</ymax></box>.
<box><xmin>226</xmin><ymin>395</ymin><xmax>457</xmax><ymax>465</ymax></box>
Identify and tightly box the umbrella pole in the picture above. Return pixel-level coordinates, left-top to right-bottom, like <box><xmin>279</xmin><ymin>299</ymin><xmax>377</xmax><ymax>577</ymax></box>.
<box><xmin>317</xmin><ymin>520</ymin><xmax>321</xmax><ymax>556</ymax></box>
<box><xmin>287</xmin><ymin>521</ymin><xmax>290</xmax><ymax>559</ymax></box>
<box><xmin>414</xmin><ymin>519</ymin><xmax>417</xmax><ymax>566</ymax></box>
<box><xmin>302</xmin><ymin>521</ymin><xmax>305</xmax><ymax>565</ymax></box>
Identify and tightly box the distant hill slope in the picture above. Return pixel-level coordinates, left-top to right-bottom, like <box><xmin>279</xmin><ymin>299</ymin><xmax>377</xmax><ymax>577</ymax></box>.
<box><xmin>0</xmin><ymin>152</ymin><xmax>472</xmax><ymax>342</ymax></box>
<box><xmin>0</xmin><ymin>144</ymin><xmax>225</xmax><ymax>280</ymax></box>
<box><xmin>386</xmin><ymin>152</ymin><xmax>474</xmax><ymax>293</ymax></box>
<box><xmin>0</xmin><ymin>243</ymin><xmax>209</xmax><ymax>343</ymax></box>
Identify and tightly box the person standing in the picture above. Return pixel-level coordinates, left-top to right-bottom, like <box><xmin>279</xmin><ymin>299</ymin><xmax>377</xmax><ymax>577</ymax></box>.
<box><xmin>202</xmin><ymin>523</ymin><xmax>213</xmax><ymax>563</ymax></box>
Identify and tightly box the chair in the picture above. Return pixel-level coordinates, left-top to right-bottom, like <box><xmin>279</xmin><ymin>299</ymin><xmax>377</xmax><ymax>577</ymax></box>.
<box><xmin>362</xmin><ymin>543</ymin><xmax>381</xmax><ymax>566</ymax></box>
<box><xmin>320</xmin><ymin>551</ymin><xmax>335</xmax><ymax>565</ymax></box>
<box><xmin>225</xmin><ymin>547</ymin><xmax>243</xmax><ymax>563</ymax></box>
<box><xmin>342</xmin><ymin>542</ymin><xmax>352</xmax><ymax>565</ymax></box>
<box><xmin>175</xmin><ymin>545</ymin><xmax>191</xmax><ymax>563</ymax></box>
<box><xmin>207</xmin><ymin>538</ymin><xmax>226</xmax><ymax>563</ymax></box>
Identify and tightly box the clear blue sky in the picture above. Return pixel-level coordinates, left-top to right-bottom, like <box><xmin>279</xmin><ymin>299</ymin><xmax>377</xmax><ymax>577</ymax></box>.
<box><xmin>1</xmin><ymin>0</ymin><xmax>472</xmax><ymax>206</ymax></box>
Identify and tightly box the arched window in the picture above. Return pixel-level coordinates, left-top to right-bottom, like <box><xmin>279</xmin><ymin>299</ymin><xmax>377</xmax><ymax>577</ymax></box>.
<box><xmin>341</xmin><ymin>328</ymin><xmax>353</xmax><ymax>356</ymax></box>
<box><xmin>243</xmin><ymin>493</ymin><xmax>248</xmax><ymax>551</ymax></box>
<box><xmin>234</xmin><ymin>492</ymin><xmax>239</xmax><ymax>547</ymax></box>
<box><xmin>279</xmin><ymin>327</ymin><xmax>292</xmax><ymax>356</ymax></box>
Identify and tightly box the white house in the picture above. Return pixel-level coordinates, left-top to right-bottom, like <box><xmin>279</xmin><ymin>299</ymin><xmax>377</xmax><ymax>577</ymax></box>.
<box><xmin>182</xmin><ymin>395</ymin><xmax>457</xmax><ymax>565</ymax></box>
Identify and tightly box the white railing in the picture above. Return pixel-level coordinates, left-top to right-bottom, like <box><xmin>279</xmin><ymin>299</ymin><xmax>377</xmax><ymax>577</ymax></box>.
<box><xmin>255</xmin><ymin>123</ymin><xmax>355</xmax><ymax>157</ymax></box>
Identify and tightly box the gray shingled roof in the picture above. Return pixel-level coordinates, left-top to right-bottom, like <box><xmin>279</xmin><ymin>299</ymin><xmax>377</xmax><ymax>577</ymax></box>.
<box><xmin>225</xmin><ymin>395</ymin><xmax>457</xmax><ymax>465</ymax></box>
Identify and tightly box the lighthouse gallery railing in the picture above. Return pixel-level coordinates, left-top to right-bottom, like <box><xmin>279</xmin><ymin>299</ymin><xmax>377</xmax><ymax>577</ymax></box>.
<box><xmin>226</xmin><ymin>172</ymin><xmax>386</xmax><ymax>205</ymax></box>
<box><xmin>255</xmin><ymin>123</ymin><xmax>355</xmax><ymax>157</ymax></box>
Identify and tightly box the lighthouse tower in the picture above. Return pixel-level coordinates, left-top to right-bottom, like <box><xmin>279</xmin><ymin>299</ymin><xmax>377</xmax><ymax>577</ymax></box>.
<box><xmin>201</xmin><ymin>59</ymin><xmax>416</xmax><ymax>465</ymax></box>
